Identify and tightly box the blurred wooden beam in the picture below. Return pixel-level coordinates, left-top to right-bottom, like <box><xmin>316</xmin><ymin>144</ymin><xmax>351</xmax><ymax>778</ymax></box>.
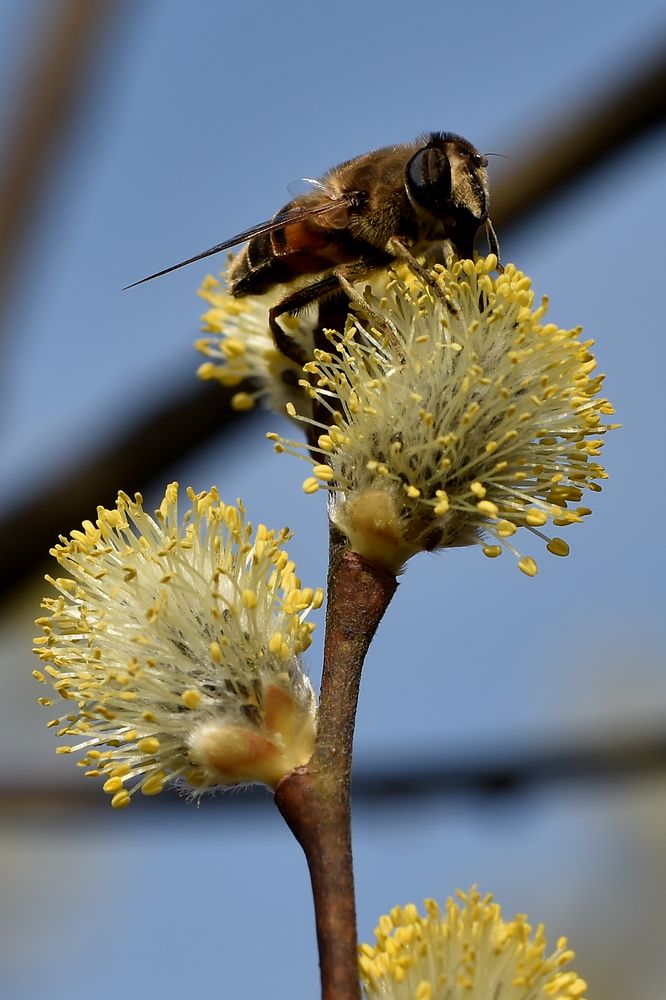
<box><xmin>0</xmin><ymin>0</ymin><xmax>122</xmax><ymax>318</ymax></box>
<box><xmin>491</xmin><ymin>38</ymin><xmax>666</xmax><ymax>228</ymax></box>
<box><xmin>3</xmin><ymin>732</ymin><xmax>666</xmax><ymax>819</ymax></box>
<box><xmin>1</xmin><ymin>374</ymin><xmax>243</xmax><ymax>566</ymax></box>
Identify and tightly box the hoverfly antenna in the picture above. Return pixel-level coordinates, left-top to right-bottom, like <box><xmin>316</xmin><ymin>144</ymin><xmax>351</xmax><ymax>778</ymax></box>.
<box><xmin>484</xmin><ymin>152</ymin><xmax>511</xmax><ymax>160</ymax></box>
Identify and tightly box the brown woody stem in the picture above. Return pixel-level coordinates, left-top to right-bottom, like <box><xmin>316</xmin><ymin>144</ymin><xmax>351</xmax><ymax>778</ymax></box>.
<box><xmin>275</xmin><ymin>526</ymin><xmax>397</xmax><ymax>1000</ymax></box>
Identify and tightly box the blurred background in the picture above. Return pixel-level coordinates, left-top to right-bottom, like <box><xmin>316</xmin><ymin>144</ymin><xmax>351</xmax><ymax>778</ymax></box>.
<box><xmin>1</xmin><ymin>1</ymin><xmax>665</xmax><ymax>997</ymax></box>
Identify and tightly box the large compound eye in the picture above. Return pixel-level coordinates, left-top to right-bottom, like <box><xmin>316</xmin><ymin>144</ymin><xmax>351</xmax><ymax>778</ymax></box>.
<box><xmin>405</xmin><ymin>145</ymin><xmax>452</xmax><ymax>213</ymax></box>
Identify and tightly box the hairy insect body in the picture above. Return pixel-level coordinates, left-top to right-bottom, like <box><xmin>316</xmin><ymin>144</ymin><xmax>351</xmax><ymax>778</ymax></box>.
<box><xmin>228</xmin><ymin>135</ymin><xmax>492</xmax><ymax>305</ymax></box>
<box><xmin>126</xmin><ymin>132</ymin><xmax>499</xmax><ymax>364</ymax></box>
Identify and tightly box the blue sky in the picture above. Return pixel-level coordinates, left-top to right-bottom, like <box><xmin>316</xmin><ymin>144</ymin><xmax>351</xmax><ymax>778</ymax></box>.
<box><xmin>1</xmin><ymin>2</ymin><xmax>665</xmax><ymax>998</ymax></box>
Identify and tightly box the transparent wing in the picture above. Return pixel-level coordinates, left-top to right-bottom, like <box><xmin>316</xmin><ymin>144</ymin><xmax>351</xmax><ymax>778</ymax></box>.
<box><xmin>123</xmin><ymin>199</ymin><xmax>352</xmax><ymax>290</ymax></box>
<box><xmin>287</xmin><ymin>177</ymin><xmax>328</xmax><ymax>198</ymax></box>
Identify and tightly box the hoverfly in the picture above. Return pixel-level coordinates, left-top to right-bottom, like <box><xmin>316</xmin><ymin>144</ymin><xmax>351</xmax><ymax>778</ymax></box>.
<box><xmin>126</xmin><ymin>132</ymin><xmax>500</xmax><ymax>364</ymax></box>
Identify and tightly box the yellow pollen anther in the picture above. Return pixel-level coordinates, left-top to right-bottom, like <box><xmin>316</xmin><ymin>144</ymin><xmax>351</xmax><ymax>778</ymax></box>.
<box><xmin>242</xmin><ymin>589</ymin><xmax>257</xmax><ymax>609</ymax></box>
<box><xmin>103</xmin><ymin>776</ymin><xmax>124</xmax><ymax>794</ymax></box>
<box><xmin>269</xmin><ymin>632</ymin><xmax>284</xmax><ymax>655</ymax></box>
<box><xmin>231</xmin><ymin>392</ymin><xmax>255</xmax><ymax>411</ymax></box>
<box><xmin>137</xmin><ymin>737</ymin><xmax>161</xmax><ymax>754</ymax></box>
<box><xmin>312</xmin><ymin>464</ymin><xmax>334</xmax><ymax>482</ymax></box>
<box><xmin>182</xmin><ymin>689</ymin><xmax>201</xmax><ymax>709</ymax></box>
<box><xmin>141</xmin><ymin>775</ymin><xmax>166</xmax><ymax>796</ymax></box>
<box><xmin>476</xmin><ymin>500</ymin><xmax>499</xmax><ymax>518</ymax></box>
<box><xmin>518</xmin><ymin>556</ymin><xmax>538</xmax><ymax>577</ymax></box>
<box><xmin>547</xmin><ymin>538</ymin><xmax>570</xmax><ymax>557</ymax></box>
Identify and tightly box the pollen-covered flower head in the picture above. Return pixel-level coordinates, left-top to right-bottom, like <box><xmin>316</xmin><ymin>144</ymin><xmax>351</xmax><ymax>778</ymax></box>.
<box><xmin>359</xmin><ymin>887</ymin><xmax>588</xmax><ymax>1000</ymax></box>
<box><xmin>33</xmin><ymin>484</ymin><xmax>322</xmax><ymax>808</ymax></box>
<box><xmin>196</xmin><ymin>267</ymin><xmax>318</xmax><ymax>415</ymax></box>
<box><xmin>271</xmin><ymin>257</ymin><xmax>617</xmax><ymax>576</ymax></box>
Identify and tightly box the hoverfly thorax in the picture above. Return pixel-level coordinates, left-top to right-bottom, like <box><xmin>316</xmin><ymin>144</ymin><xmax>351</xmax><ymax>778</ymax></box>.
<box><xmin>125</xmin><ymin>131</ymin><xmax>501</xmax><ymax>366</ymax></box>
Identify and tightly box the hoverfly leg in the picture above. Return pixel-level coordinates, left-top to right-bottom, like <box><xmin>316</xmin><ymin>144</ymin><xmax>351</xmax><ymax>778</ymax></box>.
<box><xmin>268</xmin><ymin>274</ymin><xmax>343</xmax><ymax>367</ymax></box>
<box><xmin>334</xmin><ymin>269</ymin><xmax>402</xmax><ymax>358</ymax></box>
<box><xmin>485</xmin><ymin>218</ymin><xmax>504</xmax><ymax>273</ymax></box>
<box><xmin>386</xmin><ymin>238</ymin><xmax>461</xmax><ymax>319</ymax></box>
<box><xmin>268</xmin><ymin>309</ymin><xmax>309</xmax><ymax>368</ymax></box>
